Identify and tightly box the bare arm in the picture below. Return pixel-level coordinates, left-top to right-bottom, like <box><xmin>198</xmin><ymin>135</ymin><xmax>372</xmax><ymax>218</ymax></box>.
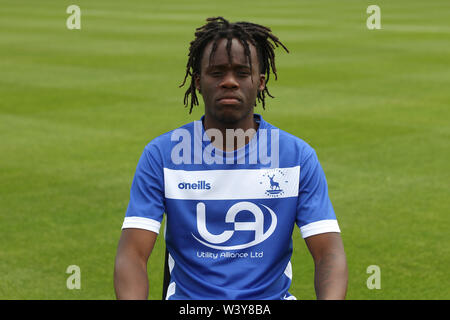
<box><xmin>114</xmin><ymin>228</ymin><xmax>158</xmax><ymax>300</ymax></box>
<box><xmin>305</xmin><ymin>232</ymin><xmax>348</xmax><ymax>300</ymax></box>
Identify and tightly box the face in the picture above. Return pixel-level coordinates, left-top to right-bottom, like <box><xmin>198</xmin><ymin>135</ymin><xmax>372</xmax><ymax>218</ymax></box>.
<box><xmin>195</xmin><ymin>38</ymin><xmax>265</xmax><ymax>127</ymax></box>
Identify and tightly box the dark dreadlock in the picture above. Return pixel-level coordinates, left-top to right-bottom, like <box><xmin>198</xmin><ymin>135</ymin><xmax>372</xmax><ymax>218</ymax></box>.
<box><xmin>180</xmin><ymin>16</ymin><xmax>289</xmax><ymax>114</ymax></box>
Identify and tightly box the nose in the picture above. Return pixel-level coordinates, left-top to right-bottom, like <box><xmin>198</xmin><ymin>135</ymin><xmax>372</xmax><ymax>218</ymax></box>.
<box><xmin>220</xmin><ymin>72</ymin><xmax>239</xmax><ymax>89</ymax></box>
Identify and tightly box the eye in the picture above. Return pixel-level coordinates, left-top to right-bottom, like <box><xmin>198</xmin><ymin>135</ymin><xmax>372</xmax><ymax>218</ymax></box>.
<box><xmin>210</xmin><ymin>71</ymin><xmax>224</xmax><ymax>77</ymax></box>
<box><xmin>237</xmin><ymin>70</ymin><xmax>251</xmax><ymax>77</ymax></box>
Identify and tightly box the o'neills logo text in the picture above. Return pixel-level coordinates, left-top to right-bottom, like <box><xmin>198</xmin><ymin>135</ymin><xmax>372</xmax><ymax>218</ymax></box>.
<box><xmin>170</xmin><ymin>121</ymin><xmax>279</xmax><ymax>168</ymax></box>
<box><xmin>178</xmin><ymin>181</ymin><xmax>211</xmax><ymax>190</ymax></box>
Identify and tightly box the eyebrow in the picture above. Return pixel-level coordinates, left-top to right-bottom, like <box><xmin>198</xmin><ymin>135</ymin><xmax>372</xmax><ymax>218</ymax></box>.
<box><xmin>206</xmin><ymin>63</ymin><xmax>251</xmax><ymax>70</ymax></box>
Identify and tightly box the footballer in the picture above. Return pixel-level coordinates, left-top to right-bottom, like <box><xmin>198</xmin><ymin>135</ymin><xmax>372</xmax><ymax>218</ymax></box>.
<box><xmin>114</xmin><ymin>17</ymin><xmax>348</xmax><ymax>300</ymax></box>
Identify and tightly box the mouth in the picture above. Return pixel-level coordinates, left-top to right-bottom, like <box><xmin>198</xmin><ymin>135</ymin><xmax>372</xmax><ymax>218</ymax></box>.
<box><xmin>217</xmin><ymin>96</ymin><xmax>241</xmax><ymax>105</ymax></box>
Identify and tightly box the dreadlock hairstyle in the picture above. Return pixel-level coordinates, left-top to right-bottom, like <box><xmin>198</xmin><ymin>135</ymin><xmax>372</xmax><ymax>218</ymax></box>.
<box><xmin>180</xmin><ymin>16</ymin><xmax>289</xmax><ymax>114</ymax></box>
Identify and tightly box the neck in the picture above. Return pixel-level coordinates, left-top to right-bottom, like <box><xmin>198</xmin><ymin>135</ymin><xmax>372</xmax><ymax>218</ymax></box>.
<box><xmin>203</xmin><ymin>112</ymin><xmax>259</xmax><ymax>152</ymax></box>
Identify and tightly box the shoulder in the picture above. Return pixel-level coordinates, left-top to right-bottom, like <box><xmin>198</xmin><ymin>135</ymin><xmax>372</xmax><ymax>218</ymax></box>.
<box><xmin>263</xmin><ymin>119</ymin><xmax>316</xmax><ymax>167</ymax></box>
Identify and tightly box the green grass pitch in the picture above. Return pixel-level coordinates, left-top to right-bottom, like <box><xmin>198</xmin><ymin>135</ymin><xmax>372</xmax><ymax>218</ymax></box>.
<box><xmin>0</xmin><ymin>0</ymin><xmax>449</xmax><ymax>299</ymax></box>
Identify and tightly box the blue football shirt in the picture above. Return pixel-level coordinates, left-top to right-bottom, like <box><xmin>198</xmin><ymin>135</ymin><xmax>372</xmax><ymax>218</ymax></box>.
<box><xmin>122</xmin><ymin>114</ymin><xmax>340</xmax><ymax>300</ymax></box>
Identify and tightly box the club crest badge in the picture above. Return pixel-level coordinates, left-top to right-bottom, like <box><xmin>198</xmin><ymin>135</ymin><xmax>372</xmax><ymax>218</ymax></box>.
<box><xmin>260</xmin><ymin>169</ymin><xmax>288</xmax><ymax>198</ymax></box>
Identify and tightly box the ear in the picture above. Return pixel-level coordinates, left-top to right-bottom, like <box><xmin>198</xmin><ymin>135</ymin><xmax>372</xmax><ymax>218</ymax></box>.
<box><xmin>258</xmin><ymin>74</ymin><xmax>266</xmax><ymax>92</ymax></box>
<box><xmin>194</xmin><ymin>73</ymin><xmax>201</xmax><ymax>93</ymax></box>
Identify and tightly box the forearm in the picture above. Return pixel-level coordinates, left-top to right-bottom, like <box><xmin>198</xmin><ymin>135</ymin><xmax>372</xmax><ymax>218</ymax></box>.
<box><xmin>314</xmin><ymin>252</ymin><xmax>348</xmax><ymax>300</ymax></box>
<box><xmin>114</xmin><ymin>255</ymin><xmax>149</xmax><ymax>300</ymax></box>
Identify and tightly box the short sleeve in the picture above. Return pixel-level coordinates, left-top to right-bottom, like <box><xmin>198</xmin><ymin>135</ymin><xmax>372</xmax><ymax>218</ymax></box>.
<box><xmin>296</xmin><ymin>149</ymin><xmax>340</xmax><ymax>238</ymax></box>
<box><xmin>122</xmin><ymin>144</ymin><xmax>165</xmax><ymax>234</ymax></box>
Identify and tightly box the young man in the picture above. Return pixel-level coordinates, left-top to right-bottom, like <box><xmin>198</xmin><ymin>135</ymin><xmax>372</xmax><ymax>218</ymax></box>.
<box><xmin>114</xmin><ymin>17</ymin><xmax>348</xmax><ymax>300</ymax></box>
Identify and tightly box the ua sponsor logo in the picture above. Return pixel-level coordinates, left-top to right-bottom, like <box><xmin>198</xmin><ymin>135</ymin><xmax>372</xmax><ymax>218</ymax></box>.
<box><xmin>192</xmin><ymin>201</ymin><xmax>277</xmax><ymax>250</ymax></box>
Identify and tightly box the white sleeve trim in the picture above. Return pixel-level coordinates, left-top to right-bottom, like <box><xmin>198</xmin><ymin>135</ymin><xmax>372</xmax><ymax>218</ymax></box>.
<box><xmin>122</xmin><ymin>216</ymin><xmax>161</xmax><ymax>234</ymax></box>
<box><xmin>300</xmin><ymin>219</ymin><xmax>340</xmax><ymax>239</ymax></box>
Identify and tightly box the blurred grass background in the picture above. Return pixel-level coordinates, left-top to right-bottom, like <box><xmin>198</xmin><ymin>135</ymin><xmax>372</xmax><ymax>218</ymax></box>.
<box><xmin>0</xmin><ymin>0</ymin><xmax>449</xmax><ymax>299</ymax></box>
